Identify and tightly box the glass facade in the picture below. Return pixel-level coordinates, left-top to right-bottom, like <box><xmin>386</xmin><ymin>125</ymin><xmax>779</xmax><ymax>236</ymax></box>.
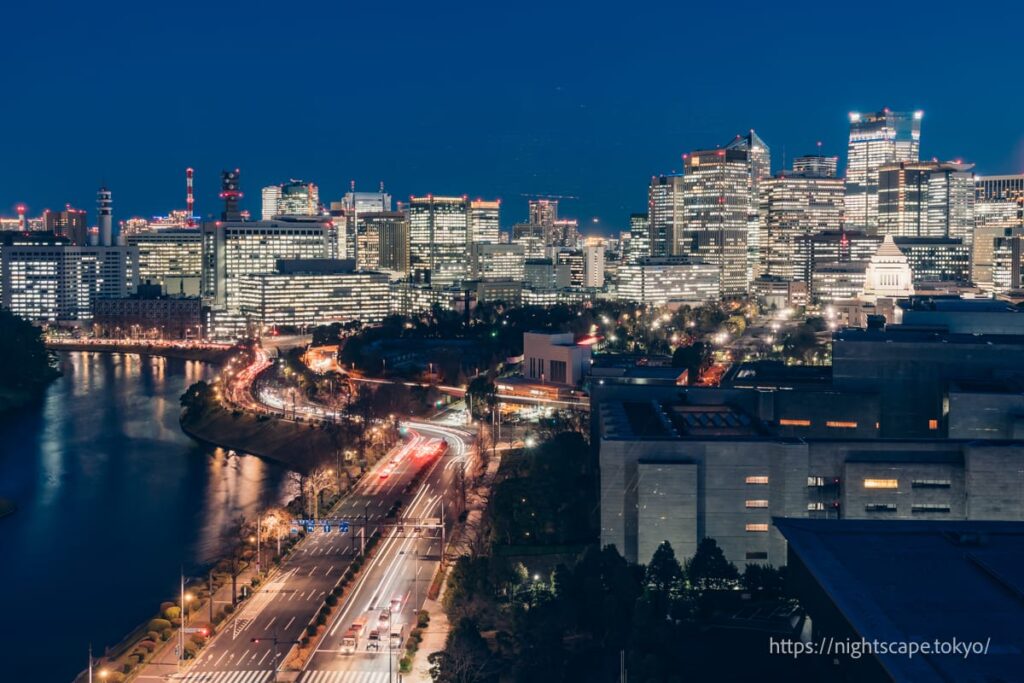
<box><xmin>681</xmin><ymin>149</ymin><xmax>751</xmax><ymax>296</ymax></box>
<box><xmin>409</xmin><ymin>196</ymin><xmax>469</xmax><ymax>285</ymax></box>
<box><xmin>845</xmin><ymin>110</ymin><xmax>922</xmax><ymax>232</ymax></box>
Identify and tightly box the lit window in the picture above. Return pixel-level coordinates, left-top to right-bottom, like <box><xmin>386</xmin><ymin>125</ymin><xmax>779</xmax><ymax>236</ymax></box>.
<box><xmin>779</xmin><ymin>418</ymin><xmax>811</xmax><ymax>427</ymax></box>
<box><xmin>826</xmin><ymin>421</ymin><xmax>858</xmax><ymax>429</ymax></box>
<box><xmin>928</xmin><ymin>419</ymin><xmax>939</xmax><ymax>430</ymax></box>
<box><xmin>745</xmin><ymin>500</ymin><xmax>769</xmax><ymax>508</ymax></box>
<box><xmin>864</xmin><ymin>478</ymin><xmax>898</xmax><ymax>489</ymax></box>
<box><xmin>865</xmin><ymin>503</ymin><xmax>897</xmax><ymax>512</ymax></box>
<box><xmin>807</xmin><ymin>502</ymin><xmax>826</xmax><ymax>511</ymax></box>
<box><xmin>745</xmin><ymin>523</ymin><xmax>769</xmax><ymax>532</ymax></box>
<box><xmin>745</xmin><ymin>476</ymin><xmax>769</xmax><ymax>485</ymax></box>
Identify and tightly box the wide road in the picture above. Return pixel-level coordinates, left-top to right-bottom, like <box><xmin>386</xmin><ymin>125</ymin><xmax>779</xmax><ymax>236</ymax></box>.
<box><xmin>298</xmin><ymin>422</ymin><xmax>470</xmax><ymax>683</ymax></box>
<box><xmin>171</xmin><ymin>423</ymin><xmax>466</xmax><ymax>683</ymax></box>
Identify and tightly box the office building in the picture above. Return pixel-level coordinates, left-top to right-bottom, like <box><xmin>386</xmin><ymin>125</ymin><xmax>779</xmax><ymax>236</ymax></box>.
<box><xmin>201</xmin><ymin>216</ymin><xmax>331</xmax><ymax>309</ymax></box>
<box><xmin>626</xmin><ymin>213</ymin><xmax>650</xmax><ymax>264</ymax></box>
<box><xmin>358</xmin><ymin>211</ymin><xmax>410</xmax><ymax>275</ymax></box>
<box><xmin>528</xmin><ymin>198</ymin><xmax>558</xmax><ymax>228</ymax></box>
<box><xmin>261</xmin><ymin>180</ymin><xmax>320</xmax><ymax>218</ymax></box>
<box><xmin>759</xmin><ymin>167</ymin><xmax>845</xmax><ymax>280</ymax></box>
<box><xmin>523</xmin><ymin>331</ymin><xmax>591</xmax><ymax>386</ymax></box>
<box><xmin>511</xmin><ymin>223</ymin><xmax>546</xmax><ymax>259</ymax></box>
<box><xmin>615</xmin><ymin>257</ymin><xmax>720</xmax><ymax>305</ymax></box>
<box><xmin>877</xmin><ymin>161</ymin><xmax>974</xmax><ymax>240</ymax></box>
<box><xmin>43</xmin><ymin>205</ymin><xmax>88</xmax><ymax>246</ymax></box>
<box><xmin>976</xmin><ymin>173</ymin><xmax>1024</xmax><ymax>202</ymax></box>
<box><xmin>97</xmin><ymin>187</ymin><xmax>113</xmax><ymax>247</ymax></box>
<box><xmin>596</xmin><ymin>309</ymin><xmax>1024</xmax><ymax>567</ymax></box>
<box><xmin>583</xmin><ymin>241</ymin><xmax>606</xmax><ymax>288</ymax></box>
<box><xmin>236</xmin><ymin>259</ymin><xmax>389</xmax><ymax>329</ymax></box>
<box><xmin>469</xmin><ymin>243</ymin><xmax>525</xmax><ymax>281</ymax></box>
<box><xmin>0</xmin><ymin>232</ymin><xmax>139</xmax><ymax>322</ymax></box>
<box><xmin>992</xmin><ymin>230</ymin><xmax>1024</xmax><ymax>294</ymax></box>
<box><xmin>648</xmin><ymin>175</ymin><xmax>685</xmax><ymax>257</ymax></box>
<box><xmin>555</xmin><ymin>249</ymin><xmax>585</xmax><ymax>287</ymax></box>
<box><xmin>524</xmin><ymin>258</ymin><xmax>571</xmax><ymax>289</ymax></box>
<box><xmin>261</xmin><ymin>185</ymin><xmax>281</xmax><ymax>220</ymax></box>
<box><xmin>681</xmin><ymin>148</ymin><xmax>750</xmax><ymax>296</ymax></box>
<box><xmin>892</xmin><ymin>237</ymin><xmax>971</xmax><ymax>284</ymax></box>
<box><xmin>845</xmin><ymin>109</ymin><xmax>922</xmax><ymax>232</ymax></box>
<box><xmin>409</xmin><ymin>196</ymin><xmax>469</xmax><ymax>285</ymax></box>
<box><xmin>726</xmin><ymin>131</ymin><xmax>770</xmax><ymax>280</ymax></box>
<box><xmin>126</xmin><ymin>229</ymin><xmax>203</xmax><ymax>296</ymax></box>
<box><xmin>974</xmin><ymin>174</ymin><xmax>1024</xmax><ymax>290</ymax></box>
<box><xmin>468</xmin><ymin>199</ymin><xmax>501</xmax><ymax>244</ymax></box>
<box><xmin>549</xmin><ymin>218</ymin><xmax>580</xmax><ymax>248</ymax></box>
<box><xmin>811</xmin><ymin>262</ymin><xmax>868</xmax><ymax>303</ymax></box>
<box><xmin>792</xmin><ymin>154</ymin><xmax>838</xmax><ymax>178</ymax></box>
<box><xmin>794</xmin><ymin>230</ymin><xmax>881</xmax><ymax>283</ymax></box>
<box><xmin>92</xmin><ymin>283</ymin><xmax>201</xmax><ymax>339</ymax></box>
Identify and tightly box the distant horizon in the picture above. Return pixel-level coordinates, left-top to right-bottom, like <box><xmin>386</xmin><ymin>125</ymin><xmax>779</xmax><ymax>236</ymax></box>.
<box><xmin>4</xmin><ymin>3</ymin><xmax>1023</xmax><ymax>234</ymax></box>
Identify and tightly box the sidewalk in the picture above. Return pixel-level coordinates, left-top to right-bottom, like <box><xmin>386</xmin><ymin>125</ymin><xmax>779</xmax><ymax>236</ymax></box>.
<box><xmin>134</xmin><ymin>561</ymin><xmax>263</xmax><ymax>681</ymax></box>
<box><xmin>406</xmin><ymin>448</ymin><xmax>503</xmax><ymax>682</ymax></box>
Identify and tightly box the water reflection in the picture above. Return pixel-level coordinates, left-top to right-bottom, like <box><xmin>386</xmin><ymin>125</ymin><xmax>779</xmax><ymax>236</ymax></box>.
<box><xmin>0</xmin><ymin>352</ymin><xmax>294</xmax><ymax>681</ymax></box>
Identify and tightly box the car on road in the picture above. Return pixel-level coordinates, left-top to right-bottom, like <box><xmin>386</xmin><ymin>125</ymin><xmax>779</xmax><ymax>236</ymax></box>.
<box><xmin>389</xmin><ymin>624</ymin><xmax>405</xmax><ymax>649</ymax></box>
<box><xmin>366</xmin><ymin>628</ymin><xmax>382</xmax><ymax>651</ymax></box>
<box><xmin>340</xmin><ymin>615</ymin><xmax>368</xmax><ymax>654</ymax></box>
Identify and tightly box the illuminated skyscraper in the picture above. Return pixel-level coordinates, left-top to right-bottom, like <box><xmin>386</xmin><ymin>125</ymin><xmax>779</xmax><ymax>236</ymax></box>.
<box><xmin>973</xmin><ymin>174</ymin><xmax>1024</xmax><ymax>290</ymax></box>
<box><xmin>877</xmin><ymin>161</ymin><xmax>974</xmax><ymax>241</ymax></box>
<box><xmin>726</xmin><ymin>130</ymin><xmax>771</xmax><ymax>278</ymax></box>
<box><xmin>528</xmin><ymin>198</ymin><xmax>558</xmax><ymax>227</ymax></box>
<box><xmin>793</xmin><ymin>155</ymin><xmax>838</xmax><ymax>178</ymax></box>
<box><xmin>409</xmin><ymin>196</ymin><xmax>469</xmax><ymax>285</ymax></box>
<box><xmin>43</xmin><ymin>205</ymin><xmax>88</xmax><ymax>246</ymax></box>
<box><xmin>626</xmin><ymin>213</ymin><xmax>650</xmax><ymax>264</ymax></box>
<box><xmin>358</xmin><ymin>211</ymin><xmax>409</xmax><ymax>275</ymax></box>
<box><xmin>469</xmin><ymin>199</ymin><xmax>501</xmax><ymax>244</ymax></box>
<box><xmin>648</xmin><ymin>175</ymin><xmax>685</xmax><ymax>257</ymax></box>
<box><xmin>845</xmin><ymin>109</ymin><xmax>923</xmax><ymax>232</ymax></box>
<box><xmin>759</xmin><ymin>166</ymin><xmax>845</xmax><ymax>280</ymax></box>
<box><xmin>681</xmin><ymin>148</ymin><xmax>751</xmax><ymax>296</ymax></box>
<box><xmin>261</xmin><ymin>185</ymin><xmax>281</xmax><ymax>220</ymax></box>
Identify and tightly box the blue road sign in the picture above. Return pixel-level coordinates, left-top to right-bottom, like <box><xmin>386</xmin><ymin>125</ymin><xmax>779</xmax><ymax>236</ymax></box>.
<box><xmin>305</xmin><ymin>524</ymin><xmax>314</xmax><ymax>533</ymax></box>
<box><xmin>323</xmin><ymin>523</ymin><xmax>331</xmax><ymax>532</ymax></box>
<box><xmin>340</xmin><ymin>521</ymin><xmax>350</xmax><ymax>533</ymax></box>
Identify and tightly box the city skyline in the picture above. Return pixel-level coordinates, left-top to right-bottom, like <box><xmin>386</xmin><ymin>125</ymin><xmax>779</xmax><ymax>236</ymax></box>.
<box><xmin>4</xmin><ymin>2</ymin><xmax>1023</xmax><ymax>231</ymax></box>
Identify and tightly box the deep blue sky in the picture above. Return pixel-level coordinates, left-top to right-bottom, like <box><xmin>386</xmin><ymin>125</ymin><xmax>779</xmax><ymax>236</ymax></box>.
<box><xmin>4</xmin><ymin>1</ymin><xmax>1023</xmax><ymax>234</ymax></box>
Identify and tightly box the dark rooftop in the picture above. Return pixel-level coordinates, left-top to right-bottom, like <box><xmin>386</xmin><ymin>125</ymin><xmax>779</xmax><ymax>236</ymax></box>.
<box><xmin>775</xmin><ymin>518</ymin><xmax>1024</xmax><ymax>683</ymax></box>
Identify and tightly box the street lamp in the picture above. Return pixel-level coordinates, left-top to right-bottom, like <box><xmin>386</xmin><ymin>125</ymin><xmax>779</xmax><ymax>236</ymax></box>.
<box><xmin>184</xmin><ymin>592</ymin><xmax>194</xmax><ymax>624</ymax></box>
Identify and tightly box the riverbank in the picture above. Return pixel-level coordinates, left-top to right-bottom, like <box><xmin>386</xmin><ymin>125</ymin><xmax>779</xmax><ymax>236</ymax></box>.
<box><xmin>181</xmin><ymin>403</ymin><xmax>338</xmax><ymax>472</ymax></box>
<box><xmin>46</xmin><ymin>340</ymin><xmax>235</xmax><ymax>364</ymax></box>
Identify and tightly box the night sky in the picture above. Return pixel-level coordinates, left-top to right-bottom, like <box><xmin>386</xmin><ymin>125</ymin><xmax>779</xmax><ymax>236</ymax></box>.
<box><xmin>4</xmin><ymin>1</ymin><xmax>1023</xmax><ymax>234</ymax></box>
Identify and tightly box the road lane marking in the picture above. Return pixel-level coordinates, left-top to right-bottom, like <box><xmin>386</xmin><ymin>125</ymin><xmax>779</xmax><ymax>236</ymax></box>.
<box><xmin>284</xmin><ymin>616</ymin><xmax>296</xmax><ymax>630</ymax></box>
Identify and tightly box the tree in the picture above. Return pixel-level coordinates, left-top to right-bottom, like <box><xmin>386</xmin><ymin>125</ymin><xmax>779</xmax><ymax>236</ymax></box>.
<box><xmin>428</xmin><ymin>618</ymin><xmax>496</xmax><ymax>683</ymax></box>
<box><xmin>742</xmin><ymin>563</ymin><xmax>787</xmax><ymax>597</ymax></box>
<box><xmin>0</xmin><ymin>309</ymin><xmax>58</xmax><ymax>392</ymax></box>
<box><xmin>466</xmin><ymin>376</ymin><xmax>497</xmax><ymax>419</ymax></box>
<box><xmin>685</xmin><ymin>537</ymin><xmax>739</xmax><ymax>591</ymax></box>
<box><xmin>645</xmin><ymin>541</ymin><xmax>684</xmax><ymax>595</ymax></box>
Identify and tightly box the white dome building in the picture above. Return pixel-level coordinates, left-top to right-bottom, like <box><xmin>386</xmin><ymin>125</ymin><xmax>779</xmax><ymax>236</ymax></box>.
<box><xmin>861</xmin><ymin>234</ymin><xmax>915</xmax><ymax>303</ymax></box>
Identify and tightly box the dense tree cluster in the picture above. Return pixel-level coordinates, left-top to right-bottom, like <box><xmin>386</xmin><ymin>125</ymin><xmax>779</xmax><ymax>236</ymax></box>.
<box><xmin>0</xmin><ymin>309</ymin><xmax>58</xmax><ymax>395</ymax></box>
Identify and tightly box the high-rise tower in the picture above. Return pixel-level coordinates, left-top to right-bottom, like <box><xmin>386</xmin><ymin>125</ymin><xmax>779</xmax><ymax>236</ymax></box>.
<box><xmin>220</xmin><ymin>169</ymin><xmax>244</xmax><ymax>221</ymax></box>
<box><xmin>97</xmin><ymin>187</ymin><xmax>113</xmax><ymax>246</ymax></box>
<box><xmin>845</xmin><ymin>109</ymin><xmax>922</xmax><ymax>233</ymax></box>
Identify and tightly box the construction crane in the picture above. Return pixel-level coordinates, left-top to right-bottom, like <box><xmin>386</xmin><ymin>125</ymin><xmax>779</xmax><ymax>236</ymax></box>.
<box><xmin>519</xmin><ymin>193</ymin><xmax>579</xmax><ymax>201</ymax></box>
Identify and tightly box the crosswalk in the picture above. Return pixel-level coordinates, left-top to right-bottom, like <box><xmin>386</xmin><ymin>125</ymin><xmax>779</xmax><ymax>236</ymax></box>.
<box><xmin>178</xmin><ymin>672</ymin><xmax>274</xmax><ymax>683</ymax></box>
<box><xmin>299</xmin><ymin>671</ymin><xmax>393</xmax><ymax>683</ymax></box>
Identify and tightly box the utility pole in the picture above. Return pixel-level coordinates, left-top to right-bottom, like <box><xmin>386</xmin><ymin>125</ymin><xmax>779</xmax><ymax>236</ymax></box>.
<box><xmin>87</xmin><ymin>644</ymin><xmax>93</xmax><ymax>683</ymax></box>
<box><xmin>208</xmin><ymin>569</ymin><xmax>214</xmax><ymax>624</ymax></box>
<box><xmin>178</xmin><ymin>569</ymin><xmax>185</xmax><ymax>671</ymax></box>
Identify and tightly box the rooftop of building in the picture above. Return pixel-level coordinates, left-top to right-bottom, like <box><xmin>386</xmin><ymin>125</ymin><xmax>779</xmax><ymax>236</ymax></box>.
<box><xmin>274</xmin><ymin>259</ymin><xmax>358</xmax><ymax>275</ymax></box>
<box><xmin>899</xmin><ymin>296</ymin><xmax>1017</xmax><ymax>313</ymax></box>
<box><xmin>834</xmin><ymin>325</ymin><xmax>1024</xmax><ymax>346</ymax></box>
<box><xmin>602</xmin><ymin>400</ymin><xmax>760</xmax><ymax>440</ymax></box>
<box><xmin>774</xmin><ymin>518</ymin><xmax>1024</xmax><ymax>683</ymax></box>
<box><xmin>722</xmin><ymin>361</ymin><xmax>832</xmax><ymax>389</ymax></box>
